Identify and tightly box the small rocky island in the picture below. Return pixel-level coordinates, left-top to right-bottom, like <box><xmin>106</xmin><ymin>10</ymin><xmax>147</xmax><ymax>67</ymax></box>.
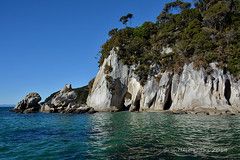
<box><xmin>13</xmin><ymin>0</ymin><xmax>240</xmax><ymax>115</ymax></box>
<box><xmin>13</xmin><ymin>84</ymin><xmax>96</xmax><ymax>114</ymax></box>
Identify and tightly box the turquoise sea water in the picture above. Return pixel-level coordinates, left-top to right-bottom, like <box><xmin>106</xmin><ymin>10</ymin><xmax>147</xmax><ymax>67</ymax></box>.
<box><xmin>0</xmin><ymin>107</ymin><xmax>240</xmax><ymax>159</ymax></box>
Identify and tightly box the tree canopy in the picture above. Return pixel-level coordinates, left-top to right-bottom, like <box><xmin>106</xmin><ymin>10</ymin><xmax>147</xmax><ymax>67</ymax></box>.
<box><xmin>120</xmin><ymin>13</ymin><xmax>134</xmax><ymax>25</ymax></box>
<box><xmin>100</xmin><ymin>0</ymin><xmax>240</xmax><ymax>84</ymax></box>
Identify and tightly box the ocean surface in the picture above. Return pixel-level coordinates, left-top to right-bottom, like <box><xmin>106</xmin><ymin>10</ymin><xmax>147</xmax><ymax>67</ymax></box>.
<box><xmin>0</xmin><ymin>107</ymin><xmax>240</xmax><ymax>160</ymax></box>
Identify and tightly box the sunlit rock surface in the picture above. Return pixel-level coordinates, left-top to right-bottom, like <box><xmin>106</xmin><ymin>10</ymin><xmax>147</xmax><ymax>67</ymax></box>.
<box><xmin>13</xmin><ymin>93</ymin><xmax>42</xmax><ymax>113</ymax></box>
<box><xmin>41</xmin><ymin>84</ymin><xmax>96</xmax><ymax>114</ymax></box>
<box><xmin>87</xmin><ymin>50</ymin><xmax>240</xmax><ymax>115</ymax></box>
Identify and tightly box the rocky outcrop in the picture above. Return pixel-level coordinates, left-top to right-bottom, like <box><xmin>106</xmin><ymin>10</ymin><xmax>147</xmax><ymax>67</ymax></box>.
<box><xmin>63</xmin><ymin>105</ymin><xmax>96</xmax><ymax>114</ymax></box>
<box><xmin>87</xmin><ymin>50</ymin><xmax>240</xmax><ymax>115</ymax></box>
<box><xmin>87</xmin><ymin>50</ymin><xmax>129</xmax><ymax>112</ymax></box>
<box><xmin>41</xmin><ymin>84</ymin><xmax>77</xmax><ymax>113</ymax></box>
<box><xmin>41</xmin><ymin>84</ymin><xmax>96</xmax><ymax>114</ymax></box>
<box><xmin>13</xmin><ymin>85</ymin><xmax>96</xmax><ymax>114</ymax></box>
<box><xmin>125</xmin><ymin>75</ymin><xmax>142</xmax><ymax>112</ymax></box>
<box><xmin>13</xmin><ymin>93</ymin><xmax>42</xmax><ymax>113</ymax></box>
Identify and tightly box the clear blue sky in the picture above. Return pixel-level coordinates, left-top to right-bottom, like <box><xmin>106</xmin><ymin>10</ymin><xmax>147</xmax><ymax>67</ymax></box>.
<box><xmin>0</xmin><ymin>0</ymin><xmax>192</xmax><ymax>104</ymax></box>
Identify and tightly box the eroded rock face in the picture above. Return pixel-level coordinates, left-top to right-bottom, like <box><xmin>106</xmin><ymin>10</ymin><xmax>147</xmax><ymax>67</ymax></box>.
<box><xmin>87</xmin><ymin>50</ymin><xmax>240</xmax><ymax>115</ymax></box>
<box><xmin>170</xmin><ymin>63</ymin><xmax>239</xmax><ymax>114</ymax></box>
<box><xmin>41</xmin><ymin>84</ymin><xmax>96</xmax><ymax>114</ymax></box>
<box><xmin>13</xmin><ymin>93</ymin><xmax>42</xmax><ymax>113</ymax></box>
<box><xmin>126</xmin><ymin>76</ymin><xmax>142</xmax><ymax>112</ymax></box>
<box><xmin>41</xmin><ymin>84</ymin><xmax>77</xmax><ymax>112</ymax></box>
<box><xmin>87</xmin><ymin>50</ymin><xmax>129</xmax><ymax>112</ymax></box>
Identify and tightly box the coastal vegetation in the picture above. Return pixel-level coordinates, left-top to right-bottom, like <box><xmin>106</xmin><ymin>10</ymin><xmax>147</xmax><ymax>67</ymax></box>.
<box><xmin>99</xmin><ymin>0</ymin><xmax>240</xmax><ymax>84</ymax></box>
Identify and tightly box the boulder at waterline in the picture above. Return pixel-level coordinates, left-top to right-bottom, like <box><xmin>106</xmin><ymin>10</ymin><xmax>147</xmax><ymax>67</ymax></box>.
<box><xmin>13</xmin><ymin>93</ymin><xmax>42</xmax><ymax>113</ymax></box>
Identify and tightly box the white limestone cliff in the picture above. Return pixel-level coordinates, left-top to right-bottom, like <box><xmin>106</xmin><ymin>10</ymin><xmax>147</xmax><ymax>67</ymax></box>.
<box><xmin>87</xmin><ymin>50</ymin><xmax>129</xmax><ymax>111</ymax></box>
<box><xmin>87</xmin><ymin>50</ymin><xmax>240</xmax><ymax>114</ymax></box>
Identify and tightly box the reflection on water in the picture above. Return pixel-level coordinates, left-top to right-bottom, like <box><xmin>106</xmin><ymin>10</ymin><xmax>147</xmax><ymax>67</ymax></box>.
<box><xmin>0</xmin><ymin>108</ymin><xmax>240</xmax><ymax>159</ymax></box>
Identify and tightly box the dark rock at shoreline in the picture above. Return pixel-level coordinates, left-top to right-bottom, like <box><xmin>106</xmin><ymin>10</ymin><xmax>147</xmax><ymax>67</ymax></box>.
<box><xmin>13</xmin><ymin>93</ymin><xmax>42</xmax><ymax>113</ymax></box>
<box><xmin>62</xmin><ymin>104</ymin><xmax>97</xmax><ymax>114</ymax></box>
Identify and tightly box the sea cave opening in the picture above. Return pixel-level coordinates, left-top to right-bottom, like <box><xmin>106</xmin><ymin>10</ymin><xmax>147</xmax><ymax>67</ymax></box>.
<box><xmin>224</xmin><ymin>79</ymin><xmax>231</xmax><ymax>106</ymax></box>
<box><xmin>124</xmin><ymin>104</ymin><xmax>131</xmax><ymax>111</ymax></box>
<box><xmin>163</xmin><ymin>82</ymin><xmax>173</xmax><ymax>110</ymax></box>
<box><xmin>134</xmin><ymin>99</ymin><xmax>141</xmax><ymax>111</ymax></box>
<box><xmin>123</xmin><ymin>92</ymin><xmax>132</xmax><ymax>111</ymax></box>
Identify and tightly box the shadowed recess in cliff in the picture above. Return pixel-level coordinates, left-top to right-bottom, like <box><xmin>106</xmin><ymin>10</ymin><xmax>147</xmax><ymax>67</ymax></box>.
<box><xmin>124</xmin><ymin>92</ymin><xmax>132</xmax><ymax>111</ymax></box>
<box><xmin>224</xmin><ymin>79</ymin><xmax>231</xmax><ymax>106</ymax></box>
<box><xmin>216</xmin><ymin>80</ymin><xmax>219</xmax><ymax>92</ymax></box>
<box><xmin>210</xmin><ymin>76</ymin><xmax>215</xmax><ymax>94</ymax></box>
<box><xmin>124</xmin><ymin>105</ymin><xmax>130</xmax><ymax>111</ymax></box>
<box><xmin>134</xmin><ymin>99</ymin><xmax>141</xmax><ymax>112</ymax></box>
<box><xmin>163</xmin><ymin>79</ymin><xmax>173</xmax><ymax>110</ymax></box>
<box><xmin>110</xmin><ymin>78</ymin><xmax>128</xmax><ymax>111</ymax></box>
<box><xmin>149</xmin><ymin>93</ymin><xmax>157</xmax><ymax>108</ymax></box>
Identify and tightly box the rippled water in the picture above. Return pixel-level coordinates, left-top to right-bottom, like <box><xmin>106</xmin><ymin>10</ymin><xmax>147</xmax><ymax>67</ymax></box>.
<box><xmin>0</xmin><ymin>107</ymin><xmax>240</xmax><ymax>159</ymax></box>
